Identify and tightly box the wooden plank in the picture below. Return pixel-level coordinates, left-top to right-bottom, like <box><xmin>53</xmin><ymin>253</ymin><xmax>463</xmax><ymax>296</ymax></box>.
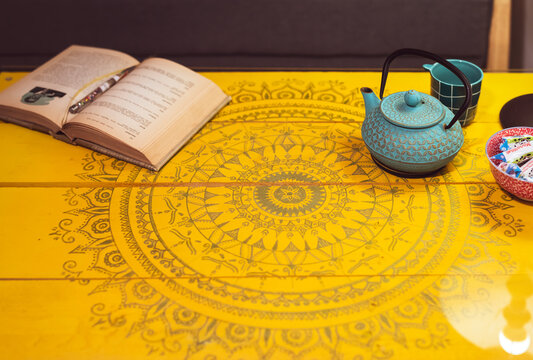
<box><xmin>0</xmin><ymin>73</ymin><xmax>533</xmax><ymax>186</ymax></box>
<box><xmin>0</xmin><ymin>119</ymin><xmax>509</xmax><ymax>184</ymax></box>
<box><xmin>487</xmin><ymin>0</ymin><xmax>512</xmax><ymax>70</ymax></box>
<box><xmin>2</xmin><ymin>179</ymin><xmax>531</xmax><ymax>277</ymax></box>
<box><xmin>0</xmin><ymin>275</ymin><xmax>524</xmax><ymax>359</ymax></box>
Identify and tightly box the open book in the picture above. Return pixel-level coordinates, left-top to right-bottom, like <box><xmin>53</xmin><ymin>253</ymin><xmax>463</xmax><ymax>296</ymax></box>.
<box><xmin>0</xmin><ymin>45</ymin><xmax>231</xmax><ymax>170</ymax></box>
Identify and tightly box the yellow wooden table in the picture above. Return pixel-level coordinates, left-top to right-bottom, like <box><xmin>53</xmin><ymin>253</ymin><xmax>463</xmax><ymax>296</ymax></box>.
<box><xmin>0</xmin><ymin>71</ymin><xmax>532</xmax><ymax>359</ymax></box>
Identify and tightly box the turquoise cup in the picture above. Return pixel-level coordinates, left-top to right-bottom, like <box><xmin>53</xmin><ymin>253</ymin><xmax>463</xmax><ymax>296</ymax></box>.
<box><xmin>423</xmin><ymin>59</ymin><xmax>483</xmax><ymax>127</ymax></box>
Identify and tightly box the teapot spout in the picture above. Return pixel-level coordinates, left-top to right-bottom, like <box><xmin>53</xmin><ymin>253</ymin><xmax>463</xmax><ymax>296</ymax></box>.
<box><xmin>361</xmin><ymin>87</ymin><xmax>381</xmax><ymax>115</ymax></box>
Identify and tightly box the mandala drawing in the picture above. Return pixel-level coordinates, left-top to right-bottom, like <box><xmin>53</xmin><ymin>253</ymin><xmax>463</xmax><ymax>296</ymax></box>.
<box><xmin>51</xmin><ymin>79</ymin><xmax>524</xmax><ymax>359</ymax></box>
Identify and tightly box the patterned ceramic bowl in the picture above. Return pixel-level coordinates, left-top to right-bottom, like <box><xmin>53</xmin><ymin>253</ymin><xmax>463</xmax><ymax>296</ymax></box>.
<box><xmin>485</xmin><ymin>127</ymin><xmax>533</xmax><ymax>201</ymax></box>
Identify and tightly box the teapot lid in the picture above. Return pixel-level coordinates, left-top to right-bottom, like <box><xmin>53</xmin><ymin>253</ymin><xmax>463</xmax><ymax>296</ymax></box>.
<box><xmin>380</xmin><ymin>90</ymin><xmax>445</xmax><ymax>129</ymax></box>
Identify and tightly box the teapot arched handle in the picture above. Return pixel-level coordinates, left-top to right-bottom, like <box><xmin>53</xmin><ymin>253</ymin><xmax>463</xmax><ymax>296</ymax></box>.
<box><xmin>379</xmin><ymin>48</ymin><xmax>472</xmax><ymax>129</ymax></box>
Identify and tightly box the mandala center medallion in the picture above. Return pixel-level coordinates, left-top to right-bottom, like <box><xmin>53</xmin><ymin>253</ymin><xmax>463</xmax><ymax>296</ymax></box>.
<box><xmin>254</xmin><ymin>172</ymin><xmax>326</xmax><ymax>218</ymax></box>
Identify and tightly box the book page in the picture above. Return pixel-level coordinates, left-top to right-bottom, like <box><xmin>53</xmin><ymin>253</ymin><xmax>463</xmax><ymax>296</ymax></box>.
<box><xmin>65</xmin><ymin>58</ymin><xmax>217</xmax><ymax>150</ymax></box>
<box><xmin>0</xmin><ymin>45</ymin><xmax>139</xmax><ymax>129</ymax></box>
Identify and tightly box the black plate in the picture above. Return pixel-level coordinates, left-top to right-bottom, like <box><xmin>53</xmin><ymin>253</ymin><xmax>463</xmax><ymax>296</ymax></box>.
<box><xmin>499</xmin><ymin>94</ymin><xmax>533</xmax><ymax>128</ymax></box>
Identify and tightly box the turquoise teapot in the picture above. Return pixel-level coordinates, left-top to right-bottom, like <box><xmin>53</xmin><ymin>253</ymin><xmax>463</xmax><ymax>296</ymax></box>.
<box><xmin>361</xmin><ymin>48</ymin><xmax>472</xmax><ymax>175</ymax></box>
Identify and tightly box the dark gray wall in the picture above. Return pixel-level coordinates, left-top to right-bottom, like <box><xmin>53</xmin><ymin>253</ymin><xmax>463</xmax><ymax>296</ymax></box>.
<box><xmin>511</xmin><ymin>0</ymin><xmax>533</xmax><ymax>69</ymax></box>
<box><xmin>0</xmin><ymin>0</ymin><xmax>494</xmax><ymax>70</ymax></box>
<box><xmin>523</xmin><ymin>0</ymin><xmax>533</xmax><ymax>68</ymax></box>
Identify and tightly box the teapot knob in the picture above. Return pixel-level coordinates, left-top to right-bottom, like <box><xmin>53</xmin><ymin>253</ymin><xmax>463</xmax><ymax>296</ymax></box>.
<box><xmin>404</xmin><ymin>90</ymin><xmax>421</xmax><ymax>107</ymax></box>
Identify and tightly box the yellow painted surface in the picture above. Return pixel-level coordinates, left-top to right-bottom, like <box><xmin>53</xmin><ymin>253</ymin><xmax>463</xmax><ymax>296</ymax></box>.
<box><xmin>0</xmin><ymin>71</ymin><xmax>533</xmax><ymax>359</ymax></box>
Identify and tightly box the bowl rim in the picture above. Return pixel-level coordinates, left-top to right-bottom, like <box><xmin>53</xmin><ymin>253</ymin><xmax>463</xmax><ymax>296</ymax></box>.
<box><xmin>485</xmin><ymin>126</ymin><xmax>533</xmax><ymax>185</ymax></box>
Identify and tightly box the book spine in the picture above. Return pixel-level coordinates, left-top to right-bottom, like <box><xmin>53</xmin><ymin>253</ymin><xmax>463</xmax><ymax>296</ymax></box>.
<box><xmin>0</xmin><ymin>114</ymin><xmax>52</xmax><ymax>134</ymax></box>
<box><xmin>74</xmin><ymin>139</ymin><xmax>157</xmax><ymax>171</ymax></box>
